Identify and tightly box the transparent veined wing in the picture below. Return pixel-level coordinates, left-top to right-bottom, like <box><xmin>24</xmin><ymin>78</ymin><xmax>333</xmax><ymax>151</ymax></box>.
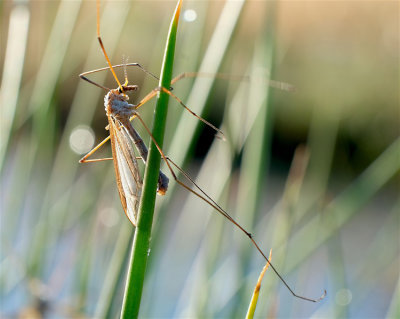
<box><xmin>108</xmin><ymin>114</ymin><xmax>142</xmax><ymax>226</ymax></box>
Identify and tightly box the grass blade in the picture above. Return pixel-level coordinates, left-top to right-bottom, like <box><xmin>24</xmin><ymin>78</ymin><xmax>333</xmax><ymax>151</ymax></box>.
<box><xmin>246</xmin><ymin>250</ymin><xmax>272</xmax><ymax>319</ymax></box>
<box><xmin>120</xmin><ymin>1</ymin><xmax>182</xmax><ymax>318</ymax></box>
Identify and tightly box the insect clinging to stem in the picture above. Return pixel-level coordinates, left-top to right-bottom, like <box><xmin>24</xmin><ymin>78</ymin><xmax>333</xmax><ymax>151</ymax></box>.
<box><xmin>79</xmin><ymin>0</ymin><xmax>326</xmax><ymax>303</ymax></box>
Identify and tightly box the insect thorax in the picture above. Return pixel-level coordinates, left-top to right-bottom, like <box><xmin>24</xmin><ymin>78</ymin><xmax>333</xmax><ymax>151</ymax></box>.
<box><xmin>104</xmin><ymin>89</ymin><xmax>135</xmax><ymax>119</ymax></box>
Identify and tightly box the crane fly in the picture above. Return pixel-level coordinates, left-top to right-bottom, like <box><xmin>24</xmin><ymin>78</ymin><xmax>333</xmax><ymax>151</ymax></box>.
<box><xmin>79</xmin><ymin>0</ymin><xmax>326</xmax><ymax>303</ymax></box>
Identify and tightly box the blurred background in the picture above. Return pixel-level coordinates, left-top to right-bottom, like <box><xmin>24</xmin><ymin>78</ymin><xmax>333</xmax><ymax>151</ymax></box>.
<box><xmin>1</xmin><ymin>0</ymin><xmax>399</xmax><ymax>318</ymax></box>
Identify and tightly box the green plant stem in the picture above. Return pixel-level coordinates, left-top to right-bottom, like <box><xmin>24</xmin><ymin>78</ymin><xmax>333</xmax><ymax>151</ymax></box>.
<box><xmin>120</xmin><ymin>1</ymin><xmax>182</xmax><ymax>318</ymax></box>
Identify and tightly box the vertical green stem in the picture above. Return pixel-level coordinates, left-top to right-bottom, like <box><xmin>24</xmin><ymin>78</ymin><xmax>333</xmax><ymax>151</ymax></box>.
<box><xmin>120</xmin><ymin>1</ymin><xmax>182</xmax><ymax>318</ymax></box>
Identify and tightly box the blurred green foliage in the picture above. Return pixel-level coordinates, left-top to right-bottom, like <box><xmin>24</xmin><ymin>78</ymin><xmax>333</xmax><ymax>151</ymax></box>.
<box><xmin>0</xmin><ymin>1</ymin><xmax>398</xmax><ymax>318</ymax></box>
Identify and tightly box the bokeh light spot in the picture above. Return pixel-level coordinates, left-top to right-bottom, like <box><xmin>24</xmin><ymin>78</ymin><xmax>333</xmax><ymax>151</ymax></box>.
<box><xmin>99</xmin><ymin>206</ymin><xmax>120</xmax><ymax>228</ymax></box>
<box><xmin>183</xmin><ymin>9</ymin><xmax>197</xmax><ymax>22</ymax></box>
<box><xmin>335</xmin><ymin>288</ymin><xmax>352</xmax><ymax>306</ymax></box>
<box><xmin>69</xmin><ymin>125</ymin><xmax>95</xmax><ymax>155</ymax></box>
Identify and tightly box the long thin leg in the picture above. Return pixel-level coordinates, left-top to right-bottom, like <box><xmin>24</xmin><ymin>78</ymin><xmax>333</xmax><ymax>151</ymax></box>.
<box><xmin>79</xmin><ymin>63</ymin><xmax>160</xmax><ymax>91</ymax></box>
<box><xmin>79</xmin><ymin>136</ymin><xmax>112</xmax><ymax>163</ymax></box>
<box><xmin>131</xmin><ymin>110</ymin><xmax>326</xmax><ymax>303</ymax></box>
<box><xmin>170</xmin><ymin>71</ymin><xmax>296</xmax><ymax>91</ymax></box>
<box><xmin>133</xmin><ymin>85</ymin><xmax>225</xmax><ymax>140</ymax></box>
<box><xmin>79</xmin><ymin>70</ymin><xmax>229</xmax><ymax>154</ymax></box>
<box><xmin>159</xmin><ymin>86</ymin><xmax>225</xmax><ymax>140</ymax></box>
<box><xmin>79</xmin><ymin>68</ymin><xmax>290</xmax><ymax>163</ymax></box>
<box><xmin>80</xmin><ymin>153</ymin><xmax>142</xmax><ymax>164</ymax></box>
<box><xmin>77</xmin><ymin>126</ymin><xmax>140</xmax><ymax>164</ymax></box>
<box><xmin>80</xmin><ymin>66</ymin><xmax>292</xmax><ymax>158</ymax></box>
<box><xmin>80</xmin><ymin>120</ymin><xmax>168</xmax><ymax>194</ymax></box>
<box><xmin>132</xmin><ymin>68</ymin><xmax>295</xmax><ymax>138</ymax></box>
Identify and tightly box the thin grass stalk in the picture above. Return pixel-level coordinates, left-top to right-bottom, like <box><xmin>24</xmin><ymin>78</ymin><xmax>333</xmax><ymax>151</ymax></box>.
<box><xmin>297</xmin><ymin>101</ymin><xmax>340</xmax><ymax>223</ymax></box>
<box><xmin>385</xmin><ymin>274</ymin><xmax>400</xmax><ymax>318</ymax></box>
<box><xmin>0</xmin><ymin>4</ymin><xmax>29</xmax><ymax>170</ymax></box>
<box><xmin>167</xmin><ymin>0</ymin><xmax>246</xmax><ymax>170</ymax></box>
<box><xmin>27</xmin><ymin>1</ymin><xmax>82</xmax><ymax>277</ymax></box>
<box><xmin>170</xmin><ymin>68</ymin><xmax>254</xmax><ymax>317</ymax></box>
<box><xmin>346</xmin><ymin>203</ymin><xmax>399</xmax><ymax>314</ymax></box>
<box><xmin>145</xmin><ymin>3</ymin><xmax>245</xmax><ymax>313</ymax></box>
<box><xmin>232</xmin><ymin>2</ymin><xmax>277</xmax><ymax>315</ymax></box>
<box><xmin>285</xmin><ymin>136</ymin><xmax>400</xmax><ymax>272</ymax></box>
<box><xmin>120</xmin><ymin>1</ymin><xmax>182</xmax><ymax>318</ymax></box>
<box><xmin>245</xmin><ymin>251</ymin><xmax>272</xmax><ymax>319</ymax></box>
<box><xmin>326</xmin><ymin>229</ymin><xmax>348</xmax><ymax>318</ymax></box>
<box><xmin>171</xmin><ymin>59</ymin><xmax>274</xmax><ymax>316</ymax></box>
<box><xmin>94</xmin><ymin>222</ymin><xmax>133</xmax><ymax>318</ymax></box>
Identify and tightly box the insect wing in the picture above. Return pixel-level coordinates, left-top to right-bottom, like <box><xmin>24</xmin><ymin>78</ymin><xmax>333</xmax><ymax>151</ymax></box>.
<box><xmin>108</xmin><ymin>115</ymin><xmax>143</xmax><ymax>226</ymax></box>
